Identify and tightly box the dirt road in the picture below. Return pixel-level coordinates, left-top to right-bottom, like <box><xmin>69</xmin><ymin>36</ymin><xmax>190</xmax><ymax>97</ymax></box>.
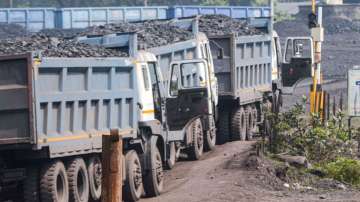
<box><xmin>143</xmin><ymin>141</ymin><xmax>360</xmax><ymax>202</ymax></box>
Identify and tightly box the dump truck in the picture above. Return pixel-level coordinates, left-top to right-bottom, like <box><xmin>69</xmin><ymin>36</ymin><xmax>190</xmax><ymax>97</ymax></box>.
<box><xmin>163</xmin><ymin>12</ymin><xmax>314</xmax><ymax>144</ymax></box>
<box><xmin>78</xmin><ymin>20</ymin><xmax>218</xmax><ymax>169</ymax></box>
<box><xmin>0</xmin><ymin>32</ymin><xmax>216</xmax><ymax>202</ymax></box>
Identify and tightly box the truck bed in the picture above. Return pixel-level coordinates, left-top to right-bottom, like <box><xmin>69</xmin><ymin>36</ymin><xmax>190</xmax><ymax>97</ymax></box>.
<box><xmin>0</xmin><ymin>54</ymin><xmax>138</xmax><ymax>158</ymax></box>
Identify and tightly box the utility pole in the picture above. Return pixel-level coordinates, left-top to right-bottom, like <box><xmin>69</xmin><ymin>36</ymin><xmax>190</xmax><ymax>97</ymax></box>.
<box><xmin>144</xmin><ymin>0</ymin><xmax>148</xmax><ymax>6</ymax></box>
<box><xmin>309</xmin><ymin>0</ymin><xmax>325</xmax><ymax>118</ymax></box>
<box><xmin>9</xmin><ymin>0</ymin><xmax>13</xmax><ymax>8</ymax></box>
<box><xmin>102</xmin><ymin>129</ymin><xmax>123</xmax><ymax>202</ymax></box>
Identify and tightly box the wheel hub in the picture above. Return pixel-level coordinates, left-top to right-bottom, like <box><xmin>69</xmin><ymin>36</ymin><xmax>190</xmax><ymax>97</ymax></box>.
<box><xmin>94</xmin><ymin>163</ymin><xmax>102</xmax><ymax>188</ymax></box>
<box><xmin>134</xmin><ymin>164</ymin><xmax>142</xmax><ymax>189</ymax></box>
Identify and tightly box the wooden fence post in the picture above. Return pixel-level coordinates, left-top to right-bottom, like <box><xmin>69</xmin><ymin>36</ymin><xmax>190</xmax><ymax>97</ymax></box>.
<box><xmin>102</xmin><ymin>129</ymin><xmax>123</xmax><ymax>202</ymax></box>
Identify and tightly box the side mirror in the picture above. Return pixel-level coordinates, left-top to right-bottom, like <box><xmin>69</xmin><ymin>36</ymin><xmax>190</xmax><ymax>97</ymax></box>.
<box><xmin>217</xmin><ymin>48</ymin><xmax>224</xmax><ymax>59</ymax></box>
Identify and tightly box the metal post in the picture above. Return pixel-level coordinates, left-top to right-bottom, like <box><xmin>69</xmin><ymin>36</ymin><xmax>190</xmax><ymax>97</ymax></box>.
<box><xmin>102</xmin><ymin>129</ymin><xmax>123</xmax><ymax>202</ymax></box>
<box><xmin>9</xmin><ymin>0</ymin><xmax>13</xmax><ymax>8</ymax></box>
<box><xmin>340</xmin><ymin>92</ymin><xmax>343</xmax><ymax>111</ymax></box>
<box><xmin>348</xmin><ymin>117</ymin><xmax>352</xmax><ymax>140</ymax></box>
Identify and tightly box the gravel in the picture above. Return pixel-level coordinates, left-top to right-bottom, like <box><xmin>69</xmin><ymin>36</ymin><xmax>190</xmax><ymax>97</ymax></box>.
<box><xmin>198</xmin><ymin>14</ymin><xmax>264</xmax><ymax>36</ymax></box>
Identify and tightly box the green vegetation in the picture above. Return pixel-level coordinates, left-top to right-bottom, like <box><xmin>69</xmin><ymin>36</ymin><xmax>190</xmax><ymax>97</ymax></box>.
<box><xmin>267</xmin><ymin>97</ymin><xmax>358</xmax><ymax>164</ymax></box>
<box><xmin>265</xmin><ymin>96</ymin><xmax>360</xmax><ymax>187</ymax></box>
<box><xmin>321</xmin><ymin>158</ymin><xmax>360</xmax><ymax>186</ymax></box>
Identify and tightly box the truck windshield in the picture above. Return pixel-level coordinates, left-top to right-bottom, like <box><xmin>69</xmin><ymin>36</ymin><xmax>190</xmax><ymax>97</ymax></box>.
<box><xmin>180</xmin><ymin>62</ymin><xmax>207</xmax><ymax>88</ymax></box>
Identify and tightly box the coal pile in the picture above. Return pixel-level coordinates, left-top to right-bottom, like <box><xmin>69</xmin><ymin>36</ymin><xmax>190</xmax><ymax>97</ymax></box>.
<box><xmin>0</xmin><ymin>23</ymin><xmax>28</xmax><ymax>40</ymax></box>
<box><xmin>39</xmin><ymin>28</ymin><xmax>86</xmax><ymax>39</ymax></box>
<box><xmin>82</xmin><ymin>20</ymin><xmax>193</xmax><ymax>48</ymax></box>
<box><xmin>324</xmin><ymin>17</ymin><xmax>360</xmax><ymax>35</ymax></box>
<box><xmin>198</xmin><ymin>15</ymin><xmax>264</xmax><ymax>36</ymax></box>
<box><xmin>0</xmin><ymin>34</ymin><xmax>128</xmax><ymax>57</ymax></box>
<box><xmin>274</xmin><ymin>20</ymin><xmax>310</xmax><ymax>38</ymax></box>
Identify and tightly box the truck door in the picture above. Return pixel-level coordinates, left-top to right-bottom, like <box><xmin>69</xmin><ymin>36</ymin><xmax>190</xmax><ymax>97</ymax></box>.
<box><xmin>281</xmin><ymin>37</ymin><xmax>314</xmax><ymax>92</ymax></box>
<box><xmin>166</xmin><ymin>60</ymin><xmax>209</xmax><ymax>131</ymax></box>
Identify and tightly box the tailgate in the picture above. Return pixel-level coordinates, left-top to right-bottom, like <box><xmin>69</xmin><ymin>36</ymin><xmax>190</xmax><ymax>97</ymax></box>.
<box><xmin>0</xmin><ymin>54</ymin><xmax>34</xmax><ymax>145</ymax></box>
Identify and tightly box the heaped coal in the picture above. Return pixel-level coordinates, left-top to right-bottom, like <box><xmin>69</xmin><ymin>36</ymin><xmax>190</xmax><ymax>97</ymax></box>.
<box><xmin>0</xmin><ymin>34</ymin><xmax>128</xmax><ymax>57</ymax></box>
<box><xmin>39</xmin><ymin>28</ymin><xmax>86</xmax><ymax>39</ymax></box>
<box><xmin>0</xmin><ymin>23</ymin><xmax>28</xmax><ymax>40</ymax></box>
<box><xmin>198</xmin><ymin>15</ymin><xmax>264</xmax><ymax>36</ymax></box>
<box><xmin>81</xmin><ymin>20</ymin><xmax>193</xmax><ymax>48</ymax></box>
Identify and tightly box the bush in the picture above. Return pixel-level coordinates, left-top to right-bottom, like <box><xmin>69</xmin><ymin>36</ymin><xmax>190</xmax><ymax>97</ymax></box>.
<box><xmin>267</xmin><ymin>98</ymin><xmax>358</xmax><ymax>163</ymax></box>
<box><xmin>321</xmin><ymin>158</ymin><xmax>360</xmax><ymax>186</ymax></box>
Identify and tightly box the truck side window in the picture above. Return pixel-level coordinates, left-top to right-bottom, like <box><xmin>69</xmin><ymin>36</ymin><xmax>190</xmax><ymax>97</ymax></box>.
<box><xmin>181</xmin><ymin>62</ymin><xmax>206</xmax><ymax>88</ymax></box>
<box><xmin>170</xmin><ymin>64</ymin><xmax>179</xmax><ymax>96</ymax></box>
<box><xmin>142</xmin><ymin>66</ymin><xmax>150</xmax><ymax>91</ymax></box>
<box><xmin>148</xmin><ymin>62</ymin><xmax>162</xmax><ymax>121</ymax></box>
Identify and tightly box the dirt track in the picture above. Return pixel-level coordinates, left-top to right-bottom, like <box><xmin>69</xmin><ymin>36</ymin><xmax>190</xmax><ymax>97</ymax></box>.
<box><xmin>142</xmin><ymin>141</ymin><xmax>360</xmax><ymax>202</ymax></box>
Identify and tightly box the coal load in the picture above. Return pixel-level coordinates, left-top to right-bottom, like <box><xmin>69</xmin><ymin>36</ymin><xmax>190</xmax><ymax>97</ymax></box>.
<box><xmin>198</xmin><ymin>15</ymin><xmax>264</xmax><ymax>36</ymax></box>
<box><xmin>82</xmin><ymin>20</ymin><xmax>193</xmax><ymax>48</ymax></box>
<box><xmin>0</xmin><ymin>34</ymin><xmax>128</xmax><ymax>57</ymax></box>
<box><xmin>0</xmin><ymin>23</ymin><xmax>28</xmax><ymax>40</ymax></box>
<box><xmin>39</xmin><ymin>28</ymin><xmax>86</xmax><ymax>39</ymax></box>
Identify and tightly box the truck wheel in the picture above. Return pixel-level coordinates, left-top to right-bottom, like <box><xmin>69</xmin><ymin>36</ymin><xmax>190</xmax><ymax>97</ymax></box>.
<box><xmin>188</xmin><ymin>119</ymin><xmax>204</xmax><ymax>160</ymax></box>
<box><xmin>87</xmin><ymin>156</ymin><xmax>102</xmax><ymax>201</ymax></box>
<box><xmin>143</xmin><ymin>146</ymin><xmax>164</xmax><ymax>197</ymax></box>
<box><xmin>246</xmin><ymin>105</ymin><xmax>254</xmax><ymax>141</ymax></box>
<box><xmin>24</xmin><ymin>166</ymin><xmax>40</xmax><ymax>202</ymax></box>
<box><xmin>204</xmin><ymin>116</ymin><xmax>216</xmax><ymax>151</ymax></box>
<box><xmin>166</xmin><ymin>142</ymin><xmax>176</xmax><ymax>169</ymax></box>
<box><xmin>216</xmin><ymin>109</ymin><xmax>230</xmax><ymax>144</ymax></box>
<box><xmin>67</xmin><ymin>158</ymin><xmax>89</xmax><ymax>202</ymax></box>
<box><xmin>40</xmin><ymin>160</ymin><xmax>69</xmax><ymax>202</ymax></box>
<box><xmin>124</xmin><ymin>150</ymin><xmax>143</xmax><ymax>202</ymax></box>
<box><xmin>231</xmin><ymin>107</ymin><xmax>247</xmax><ymax>141</ymax></box>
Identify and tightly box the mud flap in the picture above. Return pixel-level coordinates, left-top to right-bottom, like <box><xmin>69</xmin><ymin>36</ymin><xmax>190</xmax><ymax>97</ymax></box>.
<box><xmin>142</xmin><ymin>135</ymin><xmax>159</xmax><ymax>173</ymax></box>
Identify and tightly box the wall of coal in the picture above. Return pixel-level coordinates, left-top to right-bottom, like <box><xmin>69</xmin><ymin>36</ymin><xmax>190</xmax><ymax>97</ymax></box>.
<box><xmin>298</xmin><ymin>5</ymin><xmax>360</xmax><ymax>21</ymax></box>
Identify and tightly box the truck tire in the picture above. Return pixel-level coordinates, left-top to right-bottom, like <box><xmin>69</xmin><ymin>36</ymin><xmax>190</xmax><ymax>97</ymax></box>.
<box><xmin>187</xmin><ymin>119</ymin><xmax>204</xmax><ymax>160</ymax></box>
<box><xmin>124</xmin><ymin>150</ymin><xmax>143</xmax><ymax>202</ymax></box>
<box><xmin>40</xmin><ymin>160</ymin><xmax>69</xmax><ymax>202</ymax></box>
<box><xmin>231</xmin><ymin>107</ymin><xmax>247</xmax><ymax>141</ymax></box>
<box><xmin>143</xmin><ymin>146</ymin><xmax>164</xmax><ymax>197</ymax></box>
<box><xmin>24</xmin><ymin>166</ymin><xmax>40</xmax><ymax>202</ymax></box>
<box><xmin>67</xmin><ymin>158</ymin><xmax>89</xmax><ymax>202</ymax></box>
<box><xmin>166</xmin><ymin>142</ymin><xmax>176</xmax><ymax>169</ymax></box>
<box><xmin>204</xmin><ymin>116</ymin><xmax>216</xmax><ymax>151</ymax></box>
<box><xmin>216</xmin><ymin>109</ymin><xmax>230</xmax><ymax>144</ymax></box>
<box><xmin>87</xmin><ymin>156</ymin><xmax>102</xmax><ymax>201</ymax></box>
